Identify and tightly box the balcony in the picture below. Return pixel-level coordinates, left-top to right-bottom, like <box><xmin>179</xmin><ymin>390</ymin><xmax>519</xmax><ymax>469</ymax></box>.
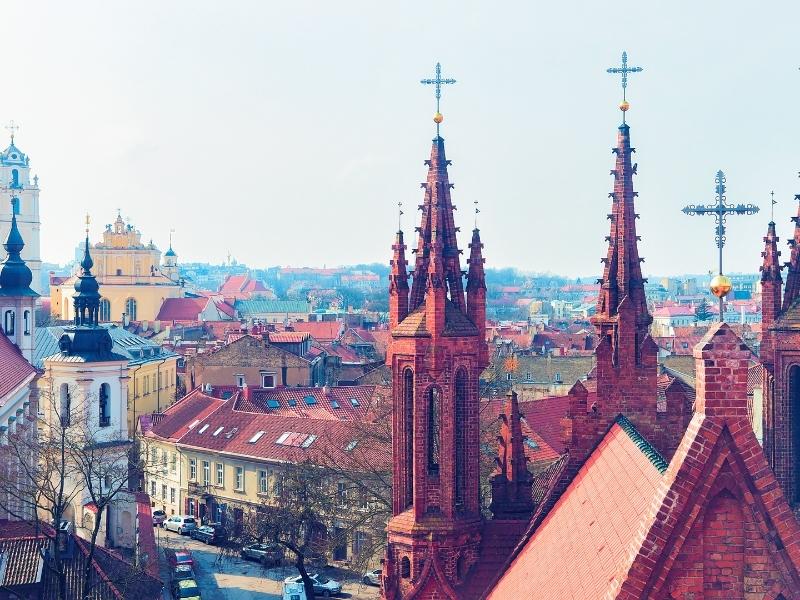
<box><xmin>188</xmin><ymin>481</ymin><xmax>213</xmax><ymax>498</ymax></box>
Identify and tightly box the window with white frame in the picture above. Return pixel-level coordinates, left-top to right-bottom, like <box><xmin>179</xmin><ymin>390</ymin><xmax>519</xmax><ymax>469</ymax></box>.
<box><xmin>259</xmin><ymin>470</ymin><xmax>268</xmax><ymax>494</ymax></box>
<box><xmin>150</xmin><ymin>480</ymin><xmax>156</xmax><ymax>497</ymax></box>
<box><xmin>235</xmin><ymin>374</ymin><xmax>245</xmax><ymax>388</ymax></box>
<box><xmin>337</xmin><ymin>482</ymin><xmax>347</xmax><ymax>506</ymax></box>
<box><xmin>261</xmin><ymin>373</ymin><xmax>276</xmax><ymax>388</ymax></box>
<box><xmin>202</xmin><ymin>461</ymin><xmax>210</xmax><ymax>485</ymax></box>
<box><xmin>189</xmin><ymin>458</ymin><xmax>197</xmax><ymax>481</ymax></box>
<box><xmin>235</xmin><ymin>466</ymin><xmax>244</xmax><ymax>491</ymax></box>
<box><xmin>170</xmin><ymin>487</ymin><xmax>176</xmax><ymax>504</ymax></box>
<box><xmin>216</xmin><ymin>462</ymin><xmax>224</xmax><ymax>486</ymax></box>
<box><xmin>171</xmin><ymin>452</ymin><xmax>177</xmax><ymax>473</ymax></box>
<box><xmin>161</xmin><ymin>484</ymin><xmax>167</xmax><ymax>501</ymax></box>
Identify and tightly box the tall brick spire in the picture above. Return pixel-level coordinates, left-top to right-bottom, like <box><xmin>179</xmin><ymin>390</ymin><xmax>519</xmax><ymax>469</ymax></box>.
<box><xmin>466</xmin><ymin>226</ymin><xmax>487</xmax><ymax>364</ymax></box>
<box><xmin>490</xmin><ymin>391</ymin><xmax>534</xmax><ymax>520</ymax></box>
<box><xmin>592</xmin><ymin>123</ymin><xmax>651</xmax><ymax>343</ymax></box>
<box><xmin>389</xmin><ymin>229</ymin><xmax>409</xmax><ymax>329</ymax></box>
<box><xmin>408</xmin><ymin>136</ymin><xmax>466</xmax><ymax>314</ymax></box>
<box><xmin>782</xmin><ymin>197</ymin><xmax>800</xmax><ymax>311</ymax></box>
<box><xmin>760</xmin><ymin>220</ymin><xmax>782</xmax><ymax>366</ymax></box>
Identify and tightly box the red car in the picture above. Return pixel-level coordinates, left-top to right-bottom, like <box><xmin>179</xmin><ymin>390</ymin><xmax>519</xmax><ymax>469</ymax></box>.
<box><xmin>166</xmin><ymin>549</ymin><xmax>194</xmax><ymax>570</ymax></box>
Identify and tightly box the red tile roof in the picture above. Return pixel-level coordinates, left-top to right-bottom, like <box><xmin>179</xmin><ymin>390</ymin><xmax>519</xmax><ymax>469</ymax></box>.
<box><xmin>268</xmin><ymin>331</ymin><xmax>310</xmax><ymax>344</ymax></box>
<box><xmin>0</xmin><ymin>332</ymin><xmax>36</xmax><ymax>402</ymax></box>
<box><xmin>291</xmin><ymin>321</ymin><xmax>343</xmax><ymax>343</ymax></box>
<box><xmin>488</xmin><ymin>419</ymin><xmax>665</xmax><ymax>599</ymax></box>
<box><xmin>140</xmin><ymin>388</ymin><xmax>225</xmax><ymax>441</ymax></box>
<box><xmin>156</xmin><ymin>297</ymin><xmax>208</xmax><ymax>322</ymax></box>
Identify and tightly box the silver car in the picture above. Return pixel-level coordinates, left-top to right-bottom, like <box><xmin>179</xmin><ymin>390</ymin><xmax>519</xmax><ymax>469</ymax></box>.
<box><xmin>362</xmin><ymin>568</ymin><xmax>381</xmax><ymax>586</ymax></box>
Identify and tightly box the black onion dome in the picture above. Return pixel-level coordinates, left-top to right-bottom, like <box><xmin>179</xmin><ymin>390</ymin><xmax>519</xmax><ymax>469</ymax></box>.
<box><xmin>73</xmin><ymin>236</ymin><xmax>100</xmax><ymax>297</ymax></box>
<box><xmin>0</xmin><ymin>209</ymin><xmax>36</xmax><ymax>297</ymax></box>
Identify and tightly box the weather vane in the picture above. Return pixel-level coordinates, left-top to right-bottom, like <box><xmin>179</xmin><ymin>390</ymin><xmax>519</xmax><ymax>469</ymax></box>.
<box><xmin>771</xmin><ymin>190</ymin><xmax>777</xmax><ymax>222</ymax></box>
<box><xmin>420</xmin><ymin>62</ymin><xmax>456</xmax><ymax>136</ymax></box>
<box><xmin>397</xmin><ymin>202</ymin><xmax>404</xmax><ymax>232</ymax></box>
<box><xmin>606</xmin><ymin>51</ymin><xmax>643</xmax><ymax>123</ymax></box>
<box><xmin>682</xmin><ymin>171</ymin><xmax>759</xmax><ymax>321</ymax></box>
<box><xmin>5</xmin><ymin>121</ymin><xmax>19</xmax><ymax>144</ymax></box>
<box><xmin>474</xmin><ymin>200</ymin><xmax>480</xmax><ymax>228</ymax></box>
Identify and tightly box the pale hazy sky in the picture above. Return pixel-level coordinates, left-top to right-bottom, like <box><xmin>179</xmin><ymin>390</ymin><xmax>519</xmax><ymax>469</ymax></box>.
<box><xmin>5</xmin><ymin>1</ymin><xmax>799</xmax><ymax>277</ymax></box>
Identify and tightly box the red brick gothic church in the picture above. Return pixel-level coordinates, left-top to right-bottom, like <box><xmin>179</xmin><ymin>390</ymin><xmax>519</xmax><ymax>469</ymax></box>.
<box><xmin>380</xmin><ymin>76</ymin><xmax>800</xmax><ymax>599</ymax></box>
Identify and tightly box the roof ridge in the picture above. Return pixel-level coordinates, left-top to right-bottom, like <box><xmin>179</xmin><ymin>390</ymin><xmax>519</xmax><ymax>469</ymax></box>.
<box><xmin>614</xmin><ymin>414</ymin><xmax>668</xmax><ymax>473</ymax></box>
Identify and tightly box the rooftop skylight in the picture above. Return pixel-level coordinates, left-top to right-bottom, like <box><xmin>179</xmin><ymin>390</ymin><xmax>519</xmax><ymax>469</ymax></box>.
<box><xmin>349</xmin><ymin>398</ymin><xmax>360</xmax><ymax>407</ymax></box>
<box><xmin>303</xmin><ymin>395</ymin><xmax>317</xmax><ymax>405</ymax></box>
<box><xmin>212</xmin><ymin>426</ymin><xmax>224</xmax><ymax>437</ymax></box>
<box><xmin>198</xmin><ymin>424</ymin><xmax>210</xmax><ymax>434</ymax></box>
<box><xmin>249</xmin><ymin>431</ymin><xmax>265</xmax><ymax>443</ymax></box>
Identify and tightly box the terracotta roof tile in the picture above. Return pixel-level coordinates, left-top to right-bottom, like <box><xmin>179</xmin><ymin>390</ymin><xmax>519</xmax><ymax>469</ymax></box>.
<box><xmin>0</xmin><ymin>332</ymin><xmax>36</xmax><ymax>402</ymax></box>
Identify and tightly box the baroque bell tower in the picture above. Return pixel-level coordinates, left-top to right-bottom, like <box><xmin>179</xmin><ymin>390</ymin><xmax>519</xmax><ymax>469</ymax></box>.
<box><xmin>0</xmin><ymin>123</ymin><xmax>42</xmax><ymax>295</ymax></box>
<box><xmin>383</xmin><ymin>64</ymin><xmax>488</xmax><ymax>600</ymax></box>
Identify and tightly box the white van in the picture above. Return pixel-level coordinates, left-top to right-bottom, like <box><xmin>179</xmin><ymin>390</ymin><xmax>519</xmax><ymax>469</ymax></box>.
<box><xmin>282</xmin><ymin>582</ymin><xmax>307</xmax><ymax>600</ymax></box>
<box><xmin>163</xmin><ymin>515</ymin><xmax>197</xmax><ymax>535</ymax></box>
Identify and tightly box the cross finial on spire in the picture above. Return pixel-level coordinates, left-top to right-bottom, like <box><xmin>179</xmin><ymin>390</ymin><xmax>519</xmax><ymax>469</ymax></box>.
<box><xmin>420</xmin><ymin>62</ymin><xmax>456</xmax><ymax>136</ymax></box>
<box><xmin>5</xmin><ymin>120</ymin><xmax>19</xmax><ymax>144</ymax></box>
<box><xmin>85</xmin><ymin>213</ymin><xmax>91</xmax><ymax>236</ymax></box>
<box><xmin>606</xmin><ymin>51</ymin><xmax>643</xmax><ymax>123</ymax></box>
<box><xmin>474</xmin><ymin>200</ymin><xmax>480</xmax><ymax>229</ymax></box>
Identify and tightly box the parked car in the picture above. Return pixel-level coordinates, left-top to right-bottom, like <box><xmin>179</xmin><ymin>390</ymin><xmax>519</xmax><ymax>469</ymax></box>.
<box><xmin>362</xmin><ymin>568</ymin><xmax>381</xmax><ymax>586</ymax></box>
<box><xmin>166</xmin><ymin>549</ymin><xmax>194</xmax><ymax>570</ymax></box>
<box><xmin>171</xmin><ymin>565</ymin><xmax>194</xmax><ymax>583</ymax></box>
<box><xmin>152</xmin><ymin>510</ymin><xmax>167</xmax><ymax>527</ymax></box>
<box><xmin>172</xmin><ymin>579</ymin><xmax>201</xmax><ymax>600</ymax></box>
<box><xmin>283</xmin><ymin>574</ymin><xmax>341</xmax><ymax>597</ymax></box>
<box><xmin>190</xmin><ymin>524</ymin><xmax>225</xmax><ymax>545</ymax></box>
<box><xmin>240</xmin><ymin>542</ymin><xmax>284</xmax><ymax>566</ymax></box>
<box><xmin>164</xmin><ymin>515</ymin><xmax>197</xmax><ymax>535</ymax></box>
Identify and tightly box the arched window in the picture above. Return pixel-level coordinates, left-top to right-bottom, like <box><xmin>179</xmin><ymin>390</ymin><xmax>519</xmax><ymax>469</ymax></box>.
<box><xmin>99</xmin><ymin>299</ymin><xmax>111</xmax><ymax>322</ymax></box>
<box><xmin>23</xmin><ymin>310</ymin><xmax>30</xmax><ymax>336</ymax></box>
<box><xmin>400</xmin><ymin>556</ymin><xmax>411</xmax><ymax>579</ymax></box>
<box><xmin>403</xmin><ymin>368</ymin><xmax>414</xmax><ymax>508</ymax></box>
<box><xmin>125</xmin><ymin>298</ymin><xmax>137</xmax><ymax>321</ymax></box>
<box><xmin>99</xmin><ymin>383</ymin><xmax>110</xmax><ymax>427</ymax></box>
<box><xmin>427</xmin><ymin>387</ymin><xmax>441</xmax><ymax>475</ymax></box>
<box><xmin>790</xmin><ymin>365</ymin><xmax>800</xmax><ymax>503</ymax></box>
<box><xmin>454</xmin><ymin>369</ymin><xmax>468</xmax><ymax>508</ymax></box>
<box><xmin>4</xmin><ymin>310</ymin><xmax>14</xmax><ymax>335</ymax></box>
<box><xmin>11</xmin><ymin>169</ymin><xmax>19</xmax><ymax>188</ymax></box>
<box><xmin>60</xmin><ymin>383</ymin><xmax>71</xmax><ymax>427</ymax></box>
<box><xmin>10</xmin><ymin>197</ymin><xmax>19</xmax><ymax>214</ymax></box>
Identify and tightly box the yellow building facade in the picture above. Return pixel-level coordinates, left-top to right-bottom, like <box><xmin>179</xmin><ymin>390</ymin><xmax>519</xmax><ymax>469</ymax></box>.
<box><xmin>50</xmin><ymin>213</ymin><xmax>182</xmax><ymax>323</ymax></box>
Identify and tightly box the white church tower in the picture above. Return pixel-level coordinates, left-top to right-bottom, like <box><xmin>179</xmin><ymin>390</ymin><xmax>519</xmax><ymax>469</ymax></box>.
<box><xmin>0</xmin><ymin>123</ymin><xmax>42</xmax><ymax>295</ymax></box>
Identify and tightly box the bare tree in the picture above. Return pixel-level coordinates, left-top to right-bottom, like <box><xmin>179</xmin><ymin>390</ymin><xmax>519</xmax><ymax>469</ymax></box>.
<box><xmin>0</xmin><ymin>380</ymin><xmax>149</xmax><ymax>600</ymax></box>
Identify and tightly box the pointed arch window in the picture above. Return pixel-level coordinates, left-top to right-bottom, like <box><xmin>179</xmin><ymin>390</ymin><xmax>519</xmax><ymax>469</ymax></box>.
<box><xmin>125</xmin><ymin>298</ymin><xmax>137</xmax><ymax>321</ymax></box>
<box><xmin>403</xmin><ymin>368</ymin><xmax>414</xmax><ymax>508</ymax></box>
<box><xmin>454</xmin><ymin>368</ymin><xmax>468</xmax><ymax>508</ymax></box>
<box><xmin>99</xmin><ymin>383</ymin><xmax>111</xmax><ymax>427</ymax></box>
<box><xmin>4</xmin><ymin>310</ymin><xmax>14</xmax><ymax>336</ymax></box>
<box><xmin>427</xmin><ymin>387</ymin><xmax>441</xmax><ymax>475</ymax></box>
<box><xmin>99</xmin><ymin>299</ymin><xmax>111</xmax><ymax>322</ymax></box>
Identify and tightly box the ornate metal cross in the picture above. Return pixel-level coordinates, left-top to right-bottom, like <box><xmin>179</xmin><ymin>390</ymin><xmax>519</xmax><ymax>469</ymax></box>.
<box><xmin>682</xmin><ymin>170</ymin><xmax>759</xmax><ymax>319</ymax></box>
<box><xmin>5</xmin><ymin>120</ymin><xmax>18</xmax><ymax>143</ymax></box>
<box><xmin>606</xmin><ymin>51</ymin><xmax>642</xmax><ymax>124</ymax></box>
<box><xmin>420</xmin><ymin>62</ymin><xmax>456</xmax><ymax>135</ymax></box>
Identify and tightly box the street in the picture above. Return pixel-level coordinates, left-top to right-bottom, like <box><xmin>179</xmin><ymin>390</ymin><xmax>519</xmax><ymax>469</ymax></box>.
<box><xmin>156</xmin><ymin>527</ymin><xmax>381</xmax><ymax>600</ymax></box>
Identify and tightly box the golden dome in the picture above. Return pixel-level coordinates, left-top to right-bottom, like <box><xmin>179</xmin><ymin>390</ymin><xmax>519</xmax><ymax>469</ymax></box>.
<box><xmin>433</xmin><ymin>112</ymin><xmax>444</xmax><ymax>124</ymax></box>
<box><xmin>710</xmin><ymin>274</ymin><xmax>733</xmax><ymax>298</ymax></box>
<box><xmin>619</xmin><ymin>100</ymin><xmax>630</xmax><ymax>112</ymax></box>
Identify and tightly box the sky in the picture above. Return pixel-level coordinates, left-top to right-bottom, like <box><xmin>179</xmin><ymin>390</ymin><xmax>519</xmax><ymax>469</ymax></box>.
<box><xmin>4</xmin><ymin>1</ymin><xmax>800</xmax><ymax>278</ymax></box>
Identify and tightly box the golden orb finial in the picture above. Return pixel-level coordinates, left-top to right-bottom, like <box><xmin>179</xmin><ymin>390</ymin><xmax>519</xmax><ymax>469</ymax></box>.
<box><xmin>433</xmin><ymin>112</ymin><xmax>444</xmax><ymax>124</ymax></box>
<box><xmin>619</xmin><ymin>100</ymin><xmax>630</xmax><ymax>112</ymax></box>
<box><xmin>709</xmin><ymin>274</ymin><xmax>732</xmax><ymax>298</ymax></box>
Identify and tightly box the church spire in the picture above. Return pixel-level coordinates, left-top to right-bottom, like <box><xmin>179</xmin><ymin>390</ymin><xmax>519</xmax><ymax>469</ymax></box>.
<box><xmin>73</xmin><ymin>215</ymin><xmax>101</xmax><ymax>327</ymax></box>
<box><xmin>783</xmin><ymin>196</ymin><xmax>800</xmax><ymax>311</ymax></box>
<box><xmin>407</xmin><ymin>135</ymin><xmax>466</xmax><ymax>315</ymax></box>
<box><xmin>592</xmin><ymin>121</ymin><xmax>651</xmax><ymax>340</ymax></box>
<box><xmin>389</xmin><ymin>226</ymin><xmax>409</xmax><ymax>329</ymax></box>
<box><xmin>0</xmin><ymin>197</ymin><xmax>36</xmax><ymax>297</ymax></box>
<box><xmin>761</xmin><ymin>219</ymin><xmax>782</xmax><ymax>368</ymax></box>
<box><xmin>466</xmin><ymin>225</ymin><xmax>487</xmax><ymax>363</ymax></box>
<box><xmin>490</xmin><ymin>390</ymin><xmax>534</xmax><ymax>520</ymax></box>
